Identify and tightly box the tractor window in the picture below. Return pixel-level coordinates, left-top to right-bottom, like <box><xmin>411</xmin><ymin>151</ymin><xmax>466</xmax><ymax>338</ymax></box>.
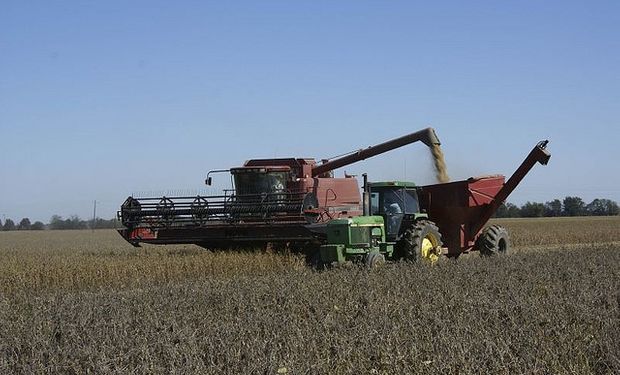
<box><xmin>382</xmin><ymin>188</ymin><xmax>420</xmax><ymax>215</ymax></box>
<box><xmin>383</xmin><ymin>189</ymin><xmax>404</xmax><ymax>214</ymax></box>
<box><xmin>403</xmin><ymin>190</ymin><xmax>420</xmax><ymax>214</ymax></box>
<box><xmin>370</xmin><ymin>193</ymin><xmax>379</xmax><ymax>215</ymax></box>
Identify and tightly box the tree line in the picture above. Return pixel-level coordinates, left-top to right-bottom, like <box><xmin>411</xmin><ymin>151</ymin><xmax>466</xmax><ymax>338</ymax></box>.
<box><xmin>0</xmin><ymin>215</ymin><xmax>120</xmax><ymax>231</ymax></box>
<box><xmin>495</xmin><ymin>196</ymin><xmax>619</xmax><ymax>218</ymax></box>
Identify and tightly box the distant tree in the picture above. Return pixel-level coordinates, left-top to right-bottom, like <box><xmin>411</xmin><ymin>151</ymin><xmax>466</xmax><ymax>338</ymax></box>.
<box><xmin>49</xmin><ymin>215</ymin><xmax>87</xmax><ymax>230</ymax></box>
<box><xmin>520</xmin><ymin>202</ymin><xmax>546</xmax><ymax>217</ymax></box>
<box><xmin>3</xmin><ymin>219</ymin><xmax>16</xmax><ymax>231</ymax></box>
<box><xmin>67</xmin><ymin>215</ymin><xmax>87</xmax><ymax>230</ymax></box>
<box><xmin>608</xmin><ymin>200</ymin><xmax>620</xmax><ymax>216</ymax></box>
<box><xmin>89</xmin><ymin>217</ymin><xmax>120</xmax><ymax>229</ymax></box>
<box><xmin>586</xmin><ymin>199</ymin><xmax>620</xmax><ymax>216</ymax></box>
<box><xmin>18</xmin><ymin>218</ymin><xmax>31</xmax><ymax>230</ymax></box>
<box><xmin>50</xmin><ymin>215</ymin><xmax>111</xmax><ymax>230</ymax></box>
<box><xmin>544</xmin><ymin>199</ymin><xmax>562</xmax><ymax>217</ymax></box>
<box><xmin>49</xmin><ymin>215</ymin><xmax>65</xmax><ymax>230</ymax></box>
<box><xmin>495</xmin><ymin>202</ymin><xmax>521</xmax><ymax>218</ymax></box>
<box><xmin>563</xmin><ymin>196</ymin><xmax>585</xmax><ymax>217</ymax></box>
<box><xmin>586</xmin><ymin>199</ymin><xmax>604</xmax><ymax>216</ymax></box>
<box><xmin>0</xmin><ymin>219</ymin><xmax>2</xmax><ymax>229</ymax></box>
<box><xmin>31</xmin><ymin>221</ymin><xmax>45</xmax><ymax>230</ymax></box>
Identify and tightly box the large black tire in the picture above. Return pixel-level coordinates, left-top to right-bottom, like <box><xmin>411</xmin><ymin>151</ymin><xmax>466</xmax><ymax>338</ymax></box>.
<box><xmin>398</xmin><ymin>220</ymin><xmax>443</xmax><ymax>263</ymax></box>
<box><xmin>477</xmin><ymin>225</ymin><xmax>510</xmax><ymax>256</ymax></box>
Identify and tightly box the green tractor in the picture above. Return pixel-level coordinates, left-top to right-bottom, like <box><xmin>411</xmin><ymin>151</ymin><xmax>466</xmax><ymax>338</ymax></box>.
<box><xmin>319</xmin><ymin>178</ymin><xmax>443</xmax><ymax>267</ymax></box>
<box><xmin>368</xmin><ymin>181</ymin><xmax>443</xmax><ymax>263</ymax></box>
<box><xmin>319</xmin><ymin>215</ymin><xmax>394</xmax><ymax>267</ymax></box>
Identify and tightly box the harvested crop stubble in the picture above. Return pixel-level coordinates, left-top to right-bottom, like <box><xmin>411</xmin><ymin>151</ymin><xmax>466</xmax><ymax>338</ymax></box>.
<box><xmin>0</xmin><ymin>229</ymin><xmax>619</xmax><ymax>374</ymax></box>
<box><xmin>0</xmin><ymin>231</ymin><xmax>306</xmax><ymax>295</ymax></box>
<box><xmin>491</xmin><ymin>216</ymin><xmax>620</xmax><ymax>247</ymax></box>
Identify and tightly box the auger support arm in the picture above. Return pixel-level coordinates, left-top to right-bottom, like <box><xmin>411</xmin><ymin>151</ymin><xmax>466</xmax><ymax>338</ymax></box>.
<box><xmin>474</xmin><ymin>140</ymin><xmax>551</xmax><ymax>236</ymax></box>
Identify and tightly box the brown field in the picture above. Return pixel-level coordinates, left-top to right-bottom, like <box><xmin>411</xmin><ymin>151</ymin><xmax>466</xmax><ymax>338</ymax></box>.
<box><xmin>1</xmin><ymin>216</ymin><xmax>619</xmax><ymax>374</ymax></box>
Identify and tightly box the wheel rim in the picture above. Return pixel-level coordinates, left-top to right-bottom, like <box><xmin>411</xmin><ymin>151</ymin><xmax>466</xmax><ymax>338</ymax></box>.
<box><xmin>421</xmin><ymin>234</ymin><xmax>440</xmax><ymax>263</ymax></box>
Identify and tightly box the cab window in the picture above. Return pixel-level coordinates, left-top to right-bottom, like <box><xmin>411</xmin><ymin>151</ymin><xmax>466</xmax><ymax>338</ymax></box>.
<box><xmin>370</xmin><ymin>192</ymin><xmax>380</xmax><ymax>215</ymax></box>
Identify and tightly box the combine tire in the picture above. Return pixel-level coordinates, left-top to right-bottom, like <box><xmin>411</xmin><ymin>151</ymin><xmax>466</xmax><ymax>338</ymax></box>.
<box><xmin>477</xmin><ymin>225</ymin><xmax>510</xmax><ymax>256</ymax></box>
<box><xmin>399</xmin><ymin>220</ymin><xmax>443</xmax><ymax>263</ymax></box>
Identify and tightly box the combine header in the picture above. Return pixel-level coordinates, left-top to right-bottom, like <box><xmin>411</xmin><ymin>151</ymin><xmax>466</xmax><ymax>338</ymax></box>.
<box><xmin>117</xmin><ymin>128</ymin><xmax>551</xmax><ymax>265</ymax></box>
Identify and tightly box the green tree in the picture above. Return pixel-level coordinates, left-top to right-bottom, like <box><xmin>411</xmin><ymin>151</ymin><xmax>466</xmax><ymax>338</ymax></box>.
<box><xmin>31</xmin><ymin>221</ymin><xmax>45</xmax><ymax>230</ymax></box>
<box><xmin>495</xmin><ymin>202</ymin><xmax>521</xmax><ymax>218</ymax></box>
<box><xmin>3</xmin><ymin>219</ymin><xmax>16</xmax><ymax>231</ymax></box>
<box><xmin>66</xmin><ymin>215</ymin><xmax>86</xmax><ymax>230</ymax></box>
<box><xmin>586</xmin><ymin>199</ymin><xmax>620</xmax><ymax>216</ymax></box>
<box><xmin>49</xmin><ymin>215</ymin><xmax>65</xmax><ymax>230</ymax></box>
<box><xmin>563</xmin><ymin>196</ymin><xmax>585</xmax><ymax>216</ymax></box>
<box><xmin>544</xmin><ymin>199</ymin><xmax>562</xmax><ymax>217</ymax></box>
<box><xmin>606</xmin><ymin>200</ymin><xmax>620</xmax><ymax>215</ymax></box>
<box><xmin>520</xmin><ymin>202</ymin><xmax>546</xmax><ymax>217</ymax></box>
<box><xmin>18</xmin><ymin>218</ymin><xmax>31</xmax><ymax>230</ymax></box>
<box><xmin>91</xmin><ymin>217</ymin><xmax>120</xmax><ymax>229</ymax></box>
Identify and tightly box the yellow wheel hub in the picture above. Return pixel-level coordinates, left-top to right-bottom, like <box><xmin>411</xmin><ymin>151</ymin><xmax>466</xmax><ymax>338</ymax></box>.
<box><xmin>421</xmin><ymin>235</ymin><xmax>440</xmax><ymax>263</ymax></box>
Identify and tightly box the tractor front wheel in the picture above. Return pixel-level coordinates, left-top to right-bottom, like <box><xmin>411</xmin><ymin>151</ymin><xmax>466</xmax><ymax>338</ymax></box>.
<box><xmin>399</xmin><ymin>220</ymin><xmax>443</xmax><ymax>263</ymax></box>
<box><xmin>477</xmin><ymin>225</ymin><xmax>510</xmax><ymax>256</ymax></box>
<box><xmin>365</xmin><ymin>251</ymin><xmax>386</xmax><ymax>268</ymax></box>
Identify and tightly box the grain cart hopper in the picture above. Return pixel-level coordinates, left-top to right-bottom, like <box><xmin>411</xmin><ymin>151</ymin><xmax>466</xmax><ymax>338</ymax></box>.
<box><xmin>117</xmin><ymin>128</ymin><xmax>442</xmax><ymax>249</ymax></box>
<box><xmin>318</xmin><ymin>140</ymin><xmax>551</xmax><ymax>266</ymax></box>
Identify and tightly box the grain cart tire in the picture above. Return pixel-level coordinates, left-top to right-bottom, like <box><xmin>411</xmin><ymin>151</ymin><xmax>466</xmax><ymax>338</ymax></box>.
<box><xmin>477</xmin><ymin>225</ymin><xmax>510</xmax><ymax>256</ymax></box>
<box><xmin>365</xmin><ymin>251</ymin><xmax>386</xmax><ymax>268</ymax></box>
<box><xmin>401</xmin><ymin>220</ymin><xmax>443</xmax><ymax>263</ymax></box>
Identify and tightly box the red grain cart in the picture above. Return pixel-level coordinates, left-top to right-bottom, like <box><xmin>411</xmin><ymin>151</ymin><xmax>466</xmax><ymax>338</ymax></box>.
<box><xmin>417</xmin><ymin>141</ymin><xmax>551</xmax><ymax>257</ymax></box>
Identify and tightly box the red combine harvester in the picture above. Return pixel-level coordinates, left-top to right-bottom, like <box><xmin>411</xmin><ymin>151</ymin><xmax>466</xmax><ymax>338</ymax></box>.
<box><xmin>117</xmin><ymin>128</ymin><xmax>550</xmax><ymax>264</ymax></box>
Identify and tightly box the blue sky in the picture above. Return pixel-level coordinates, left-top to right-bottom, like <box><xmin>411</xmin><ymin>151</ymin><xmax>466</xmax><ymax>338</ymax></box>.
<box><xmin>1</xmin><ymin>1</ymin><xmax>619</xmax><ymax>222</ymax></box>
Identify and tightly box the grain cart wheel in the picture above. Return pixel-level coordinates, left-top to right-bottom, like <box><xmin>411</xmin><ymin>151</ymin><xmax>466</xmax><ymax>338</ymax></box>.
<box><xmin>365</xmin><ymin>251</ymin><xmax>386</xmax><ymax>268</ymax></box>
<box><xmin>477</xmin><ymin>225</ymin><xmax>510</xmax><ymax>256</ymax></box>
<box><xmin>401</xmin><ymin>220</ymin><xmax>443</xmax><ymax>263</ymax></box>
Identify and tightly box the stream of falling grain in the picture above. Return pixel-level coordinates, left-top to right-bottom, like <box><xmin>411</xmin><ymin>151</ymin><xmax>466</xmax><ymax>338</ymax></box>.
<box><xmin>431</xmin><ymin>144</ymin><xmax>450</xmax><ymax>183</ymax></box>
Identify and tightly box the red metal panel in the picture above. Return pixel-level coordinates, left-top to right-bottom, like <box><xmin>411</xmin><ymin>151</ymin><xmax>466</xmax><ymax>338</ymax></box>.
<box><xmin>418</xmin><ymin>175</ymin><xmax>505</xmax><ymax>255</ymax></box>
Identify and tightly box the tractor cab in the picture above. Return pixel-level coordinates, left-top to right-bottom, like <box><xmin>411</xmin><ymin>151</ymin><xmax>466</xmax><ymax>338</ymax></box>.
<box><xmin>368</xmin><ymin>181</ymin><xmax>425</xmax><ymax>241</ymax></box>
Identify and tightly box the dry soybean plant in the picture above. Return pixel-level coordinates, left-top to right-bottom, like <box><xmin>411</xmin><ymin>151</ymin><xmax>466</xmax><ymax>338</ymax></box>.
<box><xmin>0</xmin><ymin>221</ymin><xmax>618</xmax><ymax>374</ymax></box>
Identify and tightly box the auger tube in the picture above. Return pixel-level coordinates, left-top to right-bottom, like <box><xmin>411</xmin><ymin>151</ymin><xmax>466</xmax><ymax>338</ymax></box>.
<box><xmin>311</xmin><ymin>127</ymin><xmax>441</xmax><ymax>177</ymax></box>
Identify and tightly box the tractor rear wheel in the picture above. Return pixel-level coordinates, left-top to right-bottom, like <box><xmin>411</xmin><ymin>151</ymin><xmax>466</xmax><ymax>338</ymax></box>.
<box><xmin>477</xmin><ymin>225</ymin><xmax>510</xmax><ymax>256</ymax></box>
<box><xmin>399</xmin><ymin>220</ymin><xmax>443</xmax><ymax>263</ymax></box>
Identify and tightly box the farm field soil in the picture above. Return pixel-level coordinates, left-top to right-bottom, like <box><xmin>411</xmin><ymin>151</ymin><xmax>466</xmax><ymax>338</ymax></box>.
<box><xmin>0</xmin><ymin>217</ymin><xmax>619</xmax><ymax>374</ymax></box>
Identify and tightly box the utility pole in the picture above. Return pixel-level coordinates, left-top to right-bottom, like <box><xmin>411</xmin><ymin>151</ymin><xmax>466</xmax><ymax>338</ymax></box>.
<box><xmin>92</xmin><ymin>200</ymin><xmax>97</xmax><ymax>232</ymax></box>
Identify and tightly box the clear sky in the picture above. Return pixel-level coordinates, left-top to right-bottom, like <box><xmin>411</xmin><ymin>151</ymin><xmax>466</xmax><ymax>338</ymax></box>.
<box><xmin>1</xmin><ymin>1</ymin><xmax>619</xmax><ymax>223</ymax></box>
